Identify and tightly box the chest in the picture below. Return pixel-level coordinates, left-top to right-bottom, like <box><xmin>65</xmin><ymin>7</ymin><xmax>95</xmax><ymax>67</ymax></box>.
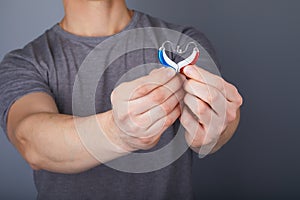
<box><xmin>47</xmin><ymin>46</ymin><xmax>159</xmax><ymax>116</ymax></box>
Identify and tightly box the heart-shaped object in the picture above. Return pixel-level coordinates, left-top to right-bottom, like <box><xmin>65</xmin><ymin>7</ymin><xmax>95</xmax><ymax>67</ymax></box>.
<box><xmin>158</xmin><ymin>42</ymin><xmax>200</xmax><ymax>73</ymax></box>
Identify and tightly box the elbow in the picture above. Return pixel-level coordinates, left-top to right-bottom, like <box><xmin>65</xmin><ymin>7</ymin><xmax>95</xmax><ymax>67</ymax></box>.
<box><xmin>12</xmin><ymin>117</ymin><xmax>43</xmax><ymax>170</ymax></box>
<box><xmin>23</xmin><ymin>149</ymin><xmax>42</xmax><ymax>170</ymax></box>
<box><xmin>18</xmin><ymin>138</ymin><xmax>43</xmax><ymax>170</ymax></box>
<box><xmin>17</xmin><ymin>136</ymin><xmax>43</xmax><ymax>170</ymax></box>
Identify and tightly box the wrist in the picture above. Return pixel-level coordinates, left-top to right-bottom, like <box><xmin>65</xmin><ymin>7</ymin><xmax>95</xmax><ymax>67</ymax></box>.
<box><xmin>97</xmin><ymin>110</ymin><xmax>135</xmax><ymax>153</ymax></box>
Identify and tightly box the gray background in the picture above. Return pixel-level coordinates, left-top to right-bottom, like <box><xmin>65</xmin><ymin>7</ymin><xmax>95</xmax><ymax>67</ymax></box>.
<box><xmin>0</xmin><ymin>0</ymin><xmax>299</xmax><ymax>199</ymax></box>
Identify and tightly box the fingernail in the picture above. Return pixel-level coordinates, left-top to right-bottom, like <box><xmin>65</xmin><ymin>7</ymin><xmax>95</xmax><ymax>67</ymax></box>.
<box><xmin>166</xmin><ymin>68</ymin><xmax>176</xmax><ymax>77</ymax></box>
<box><xmin>183</xmin><ymin>65</ymin><xmax>193</xmax><ymax>76</ymax></box>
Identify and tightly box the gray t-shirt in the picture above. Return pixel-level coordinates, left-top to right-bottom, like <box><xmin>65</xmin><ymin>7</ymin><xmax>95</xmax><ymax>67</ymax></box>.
<box><xmin>0</xmin><ymin>11</ymin><xmax>218</xmax><ymax>200</ymax></box>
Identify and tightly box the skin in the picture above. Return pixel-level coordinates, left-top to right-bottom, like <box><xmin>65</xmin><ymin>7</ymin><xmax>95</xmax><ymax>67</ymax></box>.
<box><xmin>6</xmin><ymin>0</ymin><xmax>242</xmax><ymax>174</ymax></box>
<box><xmin>181</xmin><ymin>65</ymin><xmax>242</xmax><ymax>154</ymax></box>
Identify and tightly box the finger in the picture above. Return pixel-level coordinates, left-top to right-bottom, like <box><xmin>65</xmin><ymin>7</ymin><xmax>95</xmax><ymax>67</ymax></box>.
<box><xmin>113</xmin><ymin>67</ymin><xmax>176</xmax><ymax>101</ymax></box>
<box><xmin>129</xmin><ymin>67</ymin><xmax>176</xmax><ymax>100</ymax></box>
<box><xmin>223</xmin><ymin>81</ymin><xmax>243</xmax><ymax>105</ymax></box>
<box><xmin>145</xmin><ymin>103</ymin><xmax>181</xmax><ymax>138</ymax></box>
<box><xmin>129</xmin><ymin>74</ymin><xmax>184</xmax><ymax>114</ymax></box>
<box><xmin>224</xmin><ymin>101</ymin><xmax>240</xmax><ymax>124</ymax></box>
<box><xmin>183</xmin><ymin>93</ymin><xmax>215</xmax><ymax>126</ymax></box>
<box><xmin>184</xmin><ymin>79</ymin><xmax>227</xmax><ymax>114</ymax></box>
<box><xmin>180</xmin><ymin>107</ymin><xmax>205</xmax><ymax>147</ymax></box>
<box><xmin>183</xmin><ymin>93</ymin><xmax>225</xmax><ymax>137</ymax></box>
<box><xmin>136</xmin><ymin>89</ymin><xmax>184</xmax><ymax>129</ymax></box>
<box><xmin>182</xmin><ymin>65</ymin><xmax>226</xmax><ymax>94</ymax></box>
<box><xmin>183</xmin><ymin>65</ymin><xmax>243</xmax><ymax>104</ymax></box>
<box><xmin>112</xmin><ymin>88</ymin><xmax>184</xmax><ymax>138</ymax></box>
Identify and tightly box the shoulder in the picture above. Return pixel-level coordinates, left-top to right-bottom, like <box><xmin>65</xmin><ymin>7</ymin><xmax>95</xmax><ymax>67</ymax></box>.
<box><xmin>0</xmin><ymin>26</ymin><xmax>59</xmax><ymax>87</ymax></box>
<box><xmin>0</xmin><ymin>25</ymin><xmax>58</xmax><ymax>71</ymax></box>
<box><xmin>2</xmin><ymin>25</ymin><xmax>57</xmax><ymax>60</ymax></box>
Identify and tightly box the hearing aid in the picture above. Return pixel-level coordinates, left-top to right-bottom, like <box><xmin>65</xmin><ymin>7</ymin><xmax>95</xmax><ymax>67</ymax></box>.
<box><xmin>158</xmin><ymin>41</ymin><xmax>200</xmax><ymax>73</ymax></box>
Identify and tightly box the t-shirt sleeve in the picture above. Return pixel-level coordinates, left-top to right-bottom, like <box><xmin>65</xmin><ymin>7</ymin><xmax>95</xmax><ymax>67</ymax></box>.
<box><xmin>0</xmin><ymin>49</ymin><xmax>54</xmax><ymax>136</ymax></box>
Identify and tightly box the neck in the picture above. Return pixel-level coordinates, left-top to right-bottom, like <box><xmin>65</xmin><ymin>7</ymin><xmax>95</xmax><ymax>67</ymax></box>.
<box><xmin>60</xmin><ymin>0</ymin><xmax>133</xmax><ymax>37</ymax></box>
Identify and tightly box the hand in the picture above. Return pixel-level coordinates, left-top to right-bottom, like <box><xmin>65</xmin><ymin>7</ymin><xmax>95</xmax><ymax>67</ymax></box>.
<box><xmin>108</xmin><ymin>67</ymin><xmax>185</xmax><ymax>151</ymax></box>
<box><xmin>180</xmin><ymin>65</ymin><xmax>243</xmax><ymax>155</ymax></box>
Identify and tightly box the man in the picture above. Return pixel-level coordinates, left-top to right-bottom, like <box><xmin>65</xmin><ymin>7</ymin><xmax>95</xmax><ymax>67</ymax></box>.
<box><xmin>0</xmin><ymin>0</ymin><xmax>242</xmax><ymax>199</ymax></box>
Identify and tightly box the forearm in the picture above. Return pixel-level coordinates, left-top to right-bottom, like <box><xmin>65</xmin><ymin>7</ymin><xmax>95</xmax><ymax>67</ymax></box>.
<box><xmin>11</xmin><ymin>111</ymin><xmax>129</xmax><ymax>174</ymax></box>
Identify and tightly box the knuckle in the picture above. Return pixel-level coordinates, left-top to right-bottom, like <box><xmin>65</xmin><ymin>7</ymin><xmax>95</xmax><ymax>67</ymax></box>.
<box><xmin>194</xmin><ymin>136</ymin><xmax>206</xmax><ymax>147</ymax></box>
<box><xmin>166</xmin><ymin>109</ymin><xmax>180</xmax><ymax>126</ymax></box>
<box><xmin>226</xmin><ymin>109</ymin><xmax>237</xmax><ymax>122</ymax></box>
<box><xmin>183</xmin><ymin>94</ymin><xmax>189</xmax><ymax>105</ymax></box>
<box><xmin>161</xmin><ymin>102</ymin><xmax>173</xmax><ymax>114</ymax></box>
<box><xmin>180</xmin><ymin>109</ymin><xmax>191</xmax><ymax>125</ymax></box>
<box><xmin>173</xmin><ymin>76</ymin><xmax>184</xmax><ymax>88</ymax></box>
<box><xmin>180</xmin><ymin>116</ymin><xmax>189</xmax><ymax>127</ymax></box>
<box><xmin>236</xmin><ymin>93</ymin><xmax>243</xmax><ymax>106</ymax></box>
<box><xmin>229</xmin><ymin>84</ymin><xmax>243</xmax><ymax>106</ymax></box>
<box><xmin>194</xmin><ymin>127</ymin><xmax>203</xmax><ymax>139</ymax></box>
<box><xmin>164</xmin><ymin>116</ymin><xmax>174</xmax><ymax>127</ymax></box>
<box><xmin>191</xmin><ymin>138</ymin><xmax>202</xmax><ymax>148</ymax></box>
<box><xmin>135</xmin><ymin>85</ymin><xmax>148</xmax><ymax>97</ymax></box>
<box><xmin>185</xmin><ymin>132</ymin><xmax>201</xmax><ymax>147</ymax></box>
<box><xmin>183</xmin><ymin>80</ymin><xmax>191</xmax><ymax>91</ymax></box>
<box><xmin>137</xmin><ymin>137</ymin><xmax>155</xmax><ymax>149</ymax></box>
<box><xmin>197</xmin><ymin>102</ymin><xmax>208</xmax><ymax>115</ymax></box>
<box><xmin>116</xmin><ymin>112</ymin><xmax>127</xmax><ymax>122</ymax></box>
<box><xmin>127</xmin><ymin>106</ymin><xmax>136</xmax><ymax>117</ymax></box>
<box><xmin>176</xmin><ymin>89</ymin><xmax>185</xmax><ymax>101</ymax></box>
<box><xmin>151</xmin><ymin>88</ymin><xmax>166</xmax><ymax>103</ymax></box>
<box><xmin>208</xmin><ymin>89</ymin><xmax>219</xmax><ymax>103</ymax></box>
<box><xmin>215</xmin><ymin>77</ymin><xmax>225</xmax><ymax>90</ymax></box>
<box><xmin>137</xmin><ymin>116</ymin><xmax>152</xmax><ymax>130</ymax></box>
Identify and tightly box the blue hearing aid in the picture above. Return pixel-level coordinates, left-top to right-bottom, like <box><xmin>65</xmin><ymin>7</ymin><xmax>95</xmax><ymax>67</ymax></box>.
<box><xmin>158</xmin><ymin>41</ymin><xmax>200</xmax><ymax>73</ymax></box>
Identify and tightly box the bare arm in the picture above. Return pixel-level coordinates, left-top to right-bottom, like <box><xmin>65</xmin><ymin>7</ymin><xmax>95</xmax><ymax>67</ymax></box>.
<box><xmin>7</xmin><ymin>92</ymin><xmax>126</xmax><ymax>174</ymax></box>
<box><xmin>7</xmin><ymin>67</ymin><xmax>182</xmax><ymax>174</ymax></box>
